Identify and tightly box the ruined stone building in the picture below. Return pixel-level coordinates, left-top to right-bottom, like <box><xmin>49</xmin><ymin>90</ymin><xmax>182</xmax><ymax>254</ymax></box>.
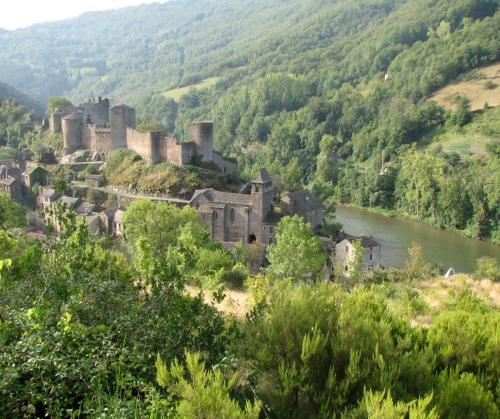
<box><xmin>189</xmin><ymin>168</ymin><xmax>324</xmax><ymax>246</ymax></box>
<box><xmin>49</xmin><ymin>97</ymin><xmax>237</xmax><ymax>174</ymax></box>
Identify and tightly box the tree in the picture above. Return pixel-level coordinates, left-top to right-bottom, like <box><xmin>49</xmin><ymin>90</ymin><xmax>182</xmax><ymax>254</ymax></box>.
<box><xmin>281</xmin><ymin>157</ymin><xmax>303</xmax><ymax>192</ymax></box>
<box><xmin>47</xmin><ymin>97</ymin><xmax>73</xmax><ymax>114</ymax></box>
<box><xmin>156</xmin><ymin>352</ymin><xmax>261</xmax><ymax>418</ymax></box>
<box><xmin>0</xmin><ymin>192</ymin><xmax>26</xmax><ymax>229</ymax></box>
<box><xmin>123</xmin><ymin>200</ymin><xmax>209</xmax><ymax>287</ymax></box>
<box><xmin>267</xmin><ymin>215</ymin><xmax>326</xmax><ymax>281</ymax></box>
<box><xmin>54</xmin><ymin>168</ymin><xmax>67</xmax><ymax>194</ymax></box>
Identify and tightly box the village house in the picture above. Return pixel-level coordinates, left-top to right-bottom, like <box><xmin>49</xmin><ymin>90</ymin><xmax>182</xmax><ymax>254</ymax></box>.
<box><xmin>0</xmin><ymin>163</ymin><xmax>22</xmax><ymax>202</ymax></box>
<box><xmin>23</xmin><ymin>166</ymin><xmax>49</xmax><ymax>191</ymax></box>
<box><xmin>335</xmin><ymin>234</ymin><xmax>381</xmax><ymax>273</ymax></box>
<box><xmin>280</xmin><ymin>190</ymin><xmax>324</xmax><ymax>234</ymax></box>
<box><xmin>39</xmin><ymin>186</ymin><xmax>124</xmax><ymax>236</ymax></box>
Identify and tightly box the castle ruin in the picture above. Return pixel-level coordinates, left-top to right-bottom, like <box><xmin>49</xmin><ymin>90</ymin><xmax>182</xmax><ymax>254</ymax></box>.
<box><xmin>49</xmin><ymin>97</ymin><xmax>237</xmax><ymax>173</ymax></box>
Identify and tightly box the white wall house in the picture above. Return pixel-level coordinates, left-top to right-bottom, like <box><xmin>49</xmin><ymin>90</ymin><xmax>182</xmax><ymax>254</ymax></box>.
<box><xmin>335</xmin><ymin>235</ymin><xmax>381</xmax><ymax>273</ymax></box>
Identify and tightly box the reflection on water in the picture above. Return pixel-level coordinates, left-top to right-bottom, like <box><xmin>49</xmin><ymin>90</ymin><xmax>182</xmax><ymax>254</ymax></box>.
<box><xmin>334</xmin><ymin>205</ymin><xmax>500</xmax><ymax>273</ymax></box>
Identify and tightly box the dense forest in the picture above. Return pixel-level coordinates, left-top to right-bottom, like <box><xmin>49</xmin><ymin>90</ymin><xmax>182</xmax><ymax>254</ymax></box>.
<box><xmin>1</xmin><ymin>194</ymin><xmax>499</xmax><ymax>417</ymax></box>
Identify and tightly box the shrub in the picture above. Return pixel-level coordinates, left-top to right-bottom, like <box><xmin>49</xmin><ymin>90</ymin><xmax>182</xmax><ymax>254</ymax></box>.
<box><xmin>435</xmin><ymin>371</ymin><xmax>498</xmax><ymax>419</ymax></box>
<box><xmin>474</xmin><ymin>257</ymin><xmax>499</xmax><ymax>282</ymax></box>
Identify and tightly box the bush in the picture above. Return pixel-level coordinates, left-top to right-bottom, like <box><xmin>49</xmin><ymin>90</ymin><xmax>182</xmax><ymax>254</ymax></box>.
<box><xmin>474</xmin><ymin>257</ymin><xmax>499</xmax><ymax>282</ymax></box>
<box><xmin>435</xmin><ymin>371</ymin><xmax>498</xmax><ymax>419</ymax></box>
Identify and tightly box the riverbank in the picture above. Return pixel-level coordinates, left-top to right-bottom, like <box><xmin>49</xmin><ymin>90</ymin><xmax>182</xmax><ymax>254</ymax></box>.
<box><xmin>335</xmin><ymin>205</ymin><xmax>500</xmax><ymax>272</ymax></box>
<box><xmin>339</xmin><ymin>202</ymin><xmax>498</xmax><ymax>245</ymax></box>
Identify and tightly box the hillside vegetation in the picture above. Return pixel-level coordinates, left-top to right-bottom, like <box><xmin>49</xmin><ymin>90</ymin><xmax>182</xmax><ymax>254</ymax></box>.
<box><xmin>0</xmin><ymin>0</ymin><xmax>499</xmax><ymax>242</ymax></box>
<box><xmin>431</xmin><ymin>62</ymin><xmax>500</xmax><ymax>110</ymax></box>
<box><xmin>1</xmin><ymin>200</ymin><xmax>499</xmax><ymax>417</ymax></box>
<box><xmin>0</xmin><ymin>82</ymin><xmax>43</xmax><ymax>114</ymax></box>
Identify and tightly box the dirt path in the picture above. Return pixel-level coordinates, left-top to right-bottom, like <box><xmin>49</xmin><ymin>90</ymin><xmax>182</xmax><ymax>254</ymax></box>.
<box><xmin>186</xmin><ymin>285</ymin><xmax>252</xmax><ymax>318</ymax></box>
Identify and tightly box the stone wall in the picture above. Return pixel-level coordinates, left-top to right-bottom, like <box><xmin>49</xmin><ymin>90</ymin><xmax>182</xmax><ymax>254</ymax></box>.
<box><xmin>190</xmin><ymin>122</ymin><xmax>213</xmax><ymax>162</ymax></box>
<box><xmin>126</xmin><ymin>128</ymin><xmax>154</xmax><ymax>163</ymax></box>
<box><xmin>79</xmin><ymin>97</ymin><xmax>110</xmax><ymax>127</ymax></box>
<box><xmin>161</xmin><ymin>139</ymin><xmax>194</xmax><ymax>166</ymax></box>
<box><xmin>213</xmin><ymin>152</ymin><xmax>238</xmax><ymax>174</ymax></box>
<box><xmin>224</xmin><ymin>204</ymin><xmax>249</xmax><ymax>242</ymax></box>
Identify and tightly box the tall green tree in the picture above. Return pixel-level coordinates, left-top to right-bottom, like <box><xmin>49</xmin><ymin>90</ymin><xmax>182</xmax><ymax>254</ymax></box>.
<box><xmin>267</xmin><ymin>215</ymin><xmax>326</xmax><ymax>281</ymax></box>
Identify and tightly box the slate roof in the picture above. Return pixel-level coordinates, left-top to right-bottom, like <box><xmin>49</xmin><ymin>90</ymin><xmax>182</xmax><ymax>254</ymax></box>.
<box><xmin>42</xmin><ymin>187</ymin><xmax>57</xmax><ymax>197</ymax></box>
<box><xmin>282</xmin><ymin>190</ymin><xmax>323</xmax><ymax>213</ymax></box>
<box><xmin>62</xmin><ymin>113</ymin><xmax>83</xmax><ymax>120</ymax></box>
<box><xmin>0</xmin><ymin>176</ymin><xmax>17</xmax><ymax>186</ymax></box>
<box><xmin>59</xmin><ymin>196</ymin><xmax>80</xmax><ymax>208</ymax></box>
<box><xmin>76</xmin><ymin>201</ymin><xmax>96</xmax><ymax>215</ymax></box>
<box><xmin>190</xmin><ymin>188</ymin><xmax>252</xmax><ymax>206</ymax></box>
<box><xmin>114</xmin><ymin>209</ymin><xmax>125</xmax><ymax>223</ymax></box>
<box><xmin>263</xmin><ymin>211</ymin><xmax>284</xmax><ymax>224</ymax></box>
<box><xmin>253</xmin><ymin>168</ymin><xmax>272</xmax><ymax>184</ymax></box>
<box><xmin>340</xmin><ymin>233</ymin><xmax>380</xmax><ymax>248</ymax></box>
<box><xmin>26</xmin><ymin>166</ymin><xmax>49</xmax><ymax>176</ymax></box>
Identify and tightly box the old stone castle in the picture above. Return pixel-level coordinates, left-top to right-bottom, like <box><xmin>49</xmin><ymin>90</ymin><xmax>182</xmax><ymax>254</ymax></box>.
<box><xmin>49</xmin><ymin>97</ymin><xmax>237</xmax><ymax>173</ymax></box>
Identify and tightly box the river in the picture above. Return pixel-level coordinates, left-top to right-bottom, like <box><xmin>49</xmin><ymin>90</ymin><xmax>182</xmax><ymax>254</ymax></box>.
<box><xmin>334</xmin><ymin>205</ymin><xmax>500</xmax><ymax>273</ymax></box>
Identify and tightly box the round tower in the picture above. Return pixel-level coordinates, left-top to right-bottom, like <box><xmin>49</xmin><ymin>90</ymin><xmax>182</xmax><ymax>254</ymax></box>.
<box><xmin>62</xmin><ymin>113</ymin><xmax>82</xmax><ymax>155</ymax></box>
<box><xmin>190</xmin><ymin>121</ymin><xmax>213</xmax><ymax>162</ymax></box>
<box><xmin>110</xmin><ymin>105</ymin><xmax>136</xmax><ymax>150</ymax></box>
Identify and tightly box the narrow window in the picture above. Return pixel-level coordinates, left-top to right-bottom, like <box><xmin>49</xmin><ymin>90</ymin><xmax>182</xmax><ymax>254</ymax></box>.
<box><xmin>230</xmin><ymin>208</ymin><xmax>235</xmax><ymax>221</ymax></box>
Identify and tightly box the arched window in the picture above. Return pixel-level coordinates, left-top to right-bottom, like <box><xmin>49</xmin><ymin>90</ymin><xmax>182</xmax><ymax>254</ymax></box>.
<box><xmin>230</xmin><ymin>208</ymin><xmax>235</xmax><ymax>221</ymax></box>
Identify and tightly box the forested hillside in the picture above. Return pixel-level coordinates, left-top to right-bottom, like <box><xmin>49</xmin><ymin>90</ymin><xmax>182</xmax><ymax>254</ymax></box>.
<box><xmin>0</xmin><ymin>0</ymin><xmax>499</xmax><ymax>241</ymax></box>
<box><xmin>0</xmin><ymin>82</ymin><xmax>43</xmax><ymax>113</ymax></box>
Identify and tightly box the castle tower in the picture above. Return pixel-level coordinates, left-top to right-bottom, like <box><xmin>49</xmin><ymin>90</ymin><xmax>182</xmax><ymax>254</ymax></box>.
<box><xmin>190</xmin><ymin>121</ymin><xmax>213</xmax><ymax>162</ymax></box>
<box><xmin>62</xmin><ymin>113</ymin><xmax>83</xmax><ymax>155</ymax></box>
<box><xmin>251</xmin><ymin>168</ymin><xmax>274</xmax><ymax>243</ymax></box>
<box><xmin>110</xmin><ymin>105</ymin><xmax>136</xmax><ymax>150</ymax></box>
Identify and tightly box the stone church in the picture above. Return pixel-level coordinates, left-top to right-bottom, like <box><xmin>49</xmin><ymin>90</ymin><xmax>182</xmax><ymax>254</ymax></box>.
<box><xmin>189</xmin><ymin>168</ymin><xmax>324</xmax><ymax>246</ymax></box>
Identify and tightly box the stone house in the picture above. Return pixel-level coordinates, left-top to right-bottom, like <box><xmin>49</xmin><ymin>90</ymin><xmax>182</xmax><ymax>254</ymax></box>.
<box><xmin>0</xmin><ymin>164</ymin><xmax>22</xmax><ymax>202</ymax></box>
<box><xmin>335</xmin><ymin>234</ymin><xmax>381</xmax><ymax>273</ymax></box>
<box><xmin>281</xmin><ymin>190</ymin><xmax>324</xmax><ymax>233</ymax></box>
<box><xmin>85</xmin><ymin>174</ymin><xmax>104</xmax><ymax>188</ymax></box>
<box><xmin>23</xmin><ymin>166</ymin><xmax>49</xmax><ymax>190</ymax></box>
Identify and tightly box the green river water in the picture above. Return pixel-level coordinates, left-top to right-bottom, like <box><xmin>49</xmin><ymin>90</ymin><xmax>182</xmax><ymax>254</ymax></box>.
<box><xmin>335</xmin><ymin>205</ymin><xmax>500</xmax><ymax>273</ymax></box>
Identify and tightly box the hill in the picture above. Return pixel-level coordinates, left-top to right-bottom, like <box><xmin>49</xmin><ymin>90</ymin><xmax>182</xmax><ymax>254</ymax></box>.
<box><xmin>0</xmin><ymin>81</ymin><xmax>44</xmax><ymax>113</ymax></box>
<box><xmin>431</xmin><ymin>62</ymin><xmax>500</xmax><ymax>110</ymax></box>
<box><xmin>0</xmin><ymin>0</ymin><xmax>498</xmax><ymax>241</ymax></box>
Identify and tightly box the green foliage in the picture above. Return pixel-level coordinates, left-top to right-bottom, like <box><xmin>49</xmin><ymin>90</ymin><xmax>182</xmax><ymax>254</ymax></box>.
<box><xmin>474</xmin><ymin>256</ymin><xmax>500</xmax><ymax>281</ymax></box>
<box><xmin>267</xmin><ymin>215</ymin><xmax>327</xmax><ymax>281</ymax></box>
<box><xmin>47</xmin><ymin>96</ymin><xmax>73</xmax><ymax>114</ymax></box>
<box><xmin>239</xmin><ymin>283</ymin><xmax>427</xmax><ymax>417</ymax></box>
<box><xmin>435</xmin><ymin>370</ymin><xmax>498</xmax><ymax>418</ymax></box>
<box><xmin>156</xmin><ymin>351</ymin><xmax>261</xmax><ymax>418</ymax></box>
<box><xmin>0</xmin><ymin>207</ymin><xmax>227</xmax><ymax>417</ymax></box>
<box><xmin>137</xmin><ymin>120</ymin><xmax>161</xmax><ymax>133</ymax></box>
<box><xmin>0</xmin><ymin>193</ymin><xmax>26</xmax><ymax>229</ymax></box>
<box><xmin>361</xmin><ymin>390</ymin><xmax>437</xmax><ymax>419</ymax></box>
<box><xmin>123</xmin><ymin>199</ymin><xmax>208</xmax><ymax>287</ymax></box>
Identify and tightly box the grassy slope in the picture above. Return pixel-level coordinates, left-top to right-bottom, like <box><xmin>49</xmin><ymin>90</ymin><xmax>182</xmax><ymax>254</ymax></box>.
<box><xmin>431</xmin><ymin>62</ymin><xmax>500</xmax><ymax>111</ymax></box>
<box><xmin>163</xmin><ymin>77</ymin><xmax>220</xmax><ymax>102</ymax></box>
<box><xmin>422</xmin><ymin>106</ymin><xmax>499</xmax><ymax>155</ymax></box>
